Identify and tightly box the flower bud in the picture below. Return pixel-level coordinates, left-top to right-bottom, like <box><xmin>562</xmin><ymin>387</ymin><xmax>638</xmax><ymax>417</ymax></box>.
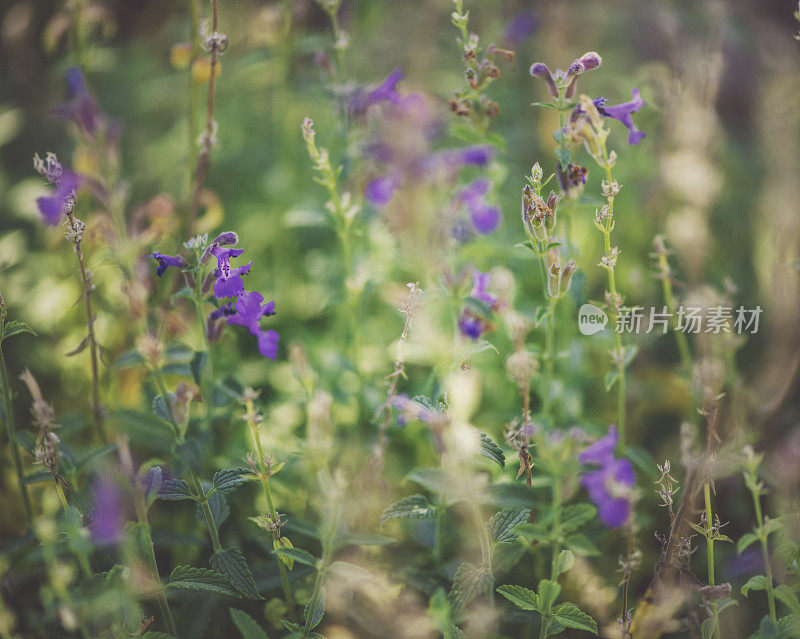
<box><xmin>211</xmin><ymin>231</ymin><xmax>238</xmax><ymax>246</ymax></box>
<box><xmin>529</xmin><ymin>62</ymin><xmax>558</xmax><ymax>98</ymax></box>
<box><xmin>579</xmin><ymin>51</ymin><xmax>602</xmax><ymax>70</ymax></box>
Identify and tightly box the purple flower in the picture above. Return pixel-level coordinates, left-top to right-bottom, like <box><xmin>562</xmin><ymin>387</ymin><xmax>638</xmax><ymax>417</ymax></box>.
<box><xmin>459</xmin><ymin>309</ymin><xmax>485</xmax><ymax>340</ymax></box>
<box><xmin>348</xmin><ymin>68</ymin><xmax>404</xmax><ymax>117</ymax></box>
<box><xmin>365</xmin><ymin>174</ymin><xmax>400</xmax><ymax>207</ymax></box>
<box><xmin>53</xmin><ymin>67</ymin><xmax>99</xmax><ymax>134</ymax></box>
<box><xmin>36</xmin><ymin>170</ymin><xmax>81</xmax><ymax>225</ymax></box>
<box><xmin>149</xmin><ymin>251</ymin><xmax>187</xmax><ymax>277</ymax></box>
<box><xmin>470</xmin><ymin>269</ymin><xmax>497</xmax><ymax>307</ymax></box>
<box><xmin>595</xmin><ymin>88</ymin><xmax>646</xmax><ymax>145</ymax></box>
<box><xmin>225</xmin><ymin>291</ymin><xmax>279</xmax><ymax>359</ymax></box>
<box><xmin>459</xmin><ymin>179</ymin><xmax>501</xmax><ymax>234</ymax></box>
<box><xmin>89</xmin><ymin>478</ymin><xmax>127</xmax><ymax>546</ymax></box>
<box><xmin>578</xmin><ymin>426</ymin><xmax>635</xmax><ymax>528</ymax></box>
<box><xmin>504</xmin><ymin>10</ymin><xmax>539</xmax><ymax>45</ymax></box>
<box><xmin>211</xmin><ymin>246</ymin><xmax>252</xmax><ymax>299</ymax></box>
<box><xmin>206</xmin><ymin>302</ymin><xmax>236</xmax><ymax>341</ymax></box>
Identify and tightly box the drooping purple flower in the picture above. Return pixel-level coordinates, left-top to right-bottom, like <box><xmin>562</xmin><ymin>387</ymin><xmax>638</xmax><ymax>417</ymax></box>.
<box><xmin>578</xmin><ymin>426</ymin><xmax>635</xmax><ymax>528</ymax></box>
<box><xmin>53</xmin><ymin>67</ymin><xmax>99</xmax><ymax>134</ymax></box>
<box><xmin>595</xmin><ymin>88</ymin><xmax>646</xmax><ymax>145</ymax></box>
<box><xmin>149</xmin><ymin>251</ymin><xmax>187</xmax><ymax>277</ymax></box>
<box><xmin>503</xmin><ymin>10</ymin><xmax>539</xmax><ymax>46</ymax></box>
<box><xmin>459</xmin><ymin>309</ymin><xmax>486</xmax><ymax>340</ymax></box>
<box><xmin>211</xmin><ymin>246</ymin><xmax>253</xmax><ymax>299</ymax></box>
<box><xmin>365</xmin><ymin>174</ymin><xmax>400</xmax><ymax>207</ymax></box>
<box><xmin>225</xmin><ymin>291</ymin><xmax>279</xmax><ymax>359</ymax></box>
<box><xmin>348</xmin><ymin>68</ymin><xmax>404</xmax><ymax>117</ymax></box>
<box><xmin>459</xmin><ymin>178</ymin><xmax>501</xmax><ymax>234</ymax></box>
<box><xmin>35</xmin><ymin>170</ymin><xmax>81</xmax><ymax>225</ymax></box>
<box><xmin>470</xmin><ymin>269</ymin><xmax>497</xmax><ymax>308</ymax></box>
<box><xmin>89</xmin><ymin>478</ymin><xmax>127</xmax><ymax>546</ymax></box>
<box><xmin>206</xmin><ymin>302</ymin><xmax>236</xmax><ymax>341</ymax></box>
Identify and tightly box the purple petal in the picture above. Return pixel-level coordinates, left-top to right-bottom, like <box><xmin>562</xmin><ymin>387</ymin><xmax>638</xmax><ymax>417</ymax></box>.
<box><xmin>579</xmin><ymin>425</ymin><xmax>618</xmax><ymax>465</ymax></box>
<box><xmin>36</xmin><ymin>195</ymin><xmax>63</xmax><ymax>225</ymax></box>
<box><xmin>257</xmin><ymin>329</ymin><xmax>280</xmax><ymax>359</ymax></box>
<box><xmin>471</xmin><ymin>205</ymin><xmax>501</xmax><ymax>234</ymax></box>
<box><xmin>365</xmin><ymin>174</ymin><xmax>400</xmax><ymax>207</ymax></box>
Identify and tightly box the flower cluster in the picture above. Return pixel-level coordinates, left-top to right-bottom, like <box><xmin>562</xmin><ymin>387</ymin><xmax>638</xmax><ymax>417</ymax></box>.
<box><xmin>459</xmin><ymin>268</ymin><xmax>501</xmax><ymax>340</ymax></box>
<box><xmin>578</xmin><ymin>425</ymin><xmax>635</xmax><ymax>528</ymax></box>
<box><xmin>33</xmin><ymin>153</ymin><xmax>81</xmax><ymax>225</ymax></box>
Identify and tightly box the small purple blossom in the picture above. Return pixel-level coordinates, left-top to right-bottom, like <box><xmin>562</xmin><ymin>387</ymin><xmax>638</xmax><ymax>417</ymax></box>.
<box><xmin>578</xmin><ymin>426</ymin><xmax>635</xmax><ymax>528</ymax></box>
<box><xmin>470</xmin><ymin>269</ymin><xmax>497</xmax><ymax>308</ymax></box>
<box><xmin>149</xmin><ymin>251</ymin><xmax>187</xmax><ymax>277</ymax></box>
<box><xmin>459</xmin><ymin>309</ymin><xmax>485</xmax><ymax>340</ymax></box>
<box><xmin>226</xmin><ymin>291</ymin><xmax>279</xmax><ymax>359</ymax></box>
<box><xmin>206</xmin><ymin>302</ymin><xmax>236</xmax><ymax>341</ymax></box>
<box><xmin>365</xmin><ymin>174</ymin><xmax>400</xmax><ymax>207</ymax></box>
<box><xmin>503</xmin><ymin>10</ymin><xmax>539</xmax><ymax>45</ymax></box>
<box><xmin>595</xmin><ymin>88</ymin><xmax>646</xmax><ymax>145</ymax></box>
<box><xmin>89</xmin><ymin>478</ymin><xmax>127</xmax><ymax>546</ymax></box>
<box><xmin>53</xmin><ymin>67</ymin><xmax>99</xmax><ymax>134</ymax></box>
<box><xmin>459</xmin><ymin>178</ymin><xmax>501</xmax><ymax>234</ymax></box>
<box><xmin>211</xmin><ymin>246</ymin><xmax>253</xmax><ymax>299</ymax></box>
<box><xmin>348</xmin><ymin>68</ymin><xmax>404</xmax><ymax>117</ymax></box>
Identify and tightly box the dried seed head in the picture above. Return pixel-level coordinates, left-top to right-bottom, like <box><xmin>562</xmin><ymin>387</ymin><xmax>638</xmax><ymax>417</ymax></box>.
<box><xmin>506</xmin><ymin>350</ymin><xmax>539</xmax><ymax>388</ymax></box>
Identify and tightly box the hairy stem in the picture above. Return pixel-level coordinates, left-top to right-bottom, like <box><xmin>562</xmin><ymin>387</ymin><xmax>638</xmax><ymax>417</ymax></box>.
<box><xmin>751</xmin><ymin>486</ymin><xmax>777</xmax><ymax>624</ymax></box>
<box><xmin>704</xmin><ymin>483</ymin><xmax>721</xmax><ymax>637</ymax></box>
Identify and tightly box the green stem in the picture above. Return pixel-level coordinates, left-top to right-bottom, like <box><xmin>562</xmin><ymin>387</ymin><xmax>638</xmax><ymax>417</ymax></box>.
<box><xmin>135</xmin><ymin>495</ymin><xmax>178</xmax><ymax>637</ymax></box>
<box><xmin>245</xmin><ymin>398</ymin><xmax>293</xmax><ymax>609</ymax></box>
<box><xmin>191</xmin><ymin>472</ymin><xmax>222</xmax><ymax>553</ymax></box>
<box><xmin>539</xmin><ymin>478</ymin><xmax>562</xmax><ymax>639</ymax></box>
<box><xmin>752</xmin><ymin>488</ymin><xmax>777</xmax><ymax>624</ymax></box>
<box><xmin>542</xmin><ymin>296</ymin><xmax>557</xmax><ymax>421</ymax></box>
<box><xmin>704</xmin><ymin>483</ymin><xmax>721</xmax><ymax>637</ymax></box>
<box><xmin>184</xmin><ymin>0</ymin><xmax>201</xmax><ymax>206</ymax></box>
<box><xmin>0</xmin><ymin>340</ymin><xmax>33</xmax><ymax>523</ymax></box>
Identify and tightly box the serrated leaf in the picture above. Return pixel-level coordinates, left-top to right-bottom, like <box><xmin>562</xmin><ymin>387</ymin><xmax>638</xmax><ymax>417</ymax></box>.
<box><xmin>212</xmin><ymin>468</ymin><xmax>255</xmax><ymax>495</ymax></box>
<box><xmin>553</xmin><ymin>549</ymin><xmax>575</xmax><ymax>577</ymax></box>
<box><xmin>559</xmin><ymin>504</ymin><xmax>597</xmax><ymax>533</ymax></box>
<box><xmin>273</xmin><ymin>537</ymin><xmax>294</xmax><ymax>570</ymax></box>
<box><xmin>449</xmin><ymin>627</ymin><xmax>466</xmax><ymax>639</ymax></box>
<box><xmin>405</xmin><ymin>468</ymin><xmax>452</xmax><ymax>496</ymax></box>
<box><xmin>741</xmin><ymin>574</ymin><xmax>770</xmax><ymax>597</ymax></box>
<box><xmin>152</xmin><ymin>395</ymin><xmax>169</xmax><ymax>421</ymax></box>
<box><xmin>537</xmin><ymin>579</ymin><xmax>561</xmax><ymax>610</ymax></box>
<box><xmin>448</xmin><ymin>562</ymin><xmax>493</xmax><ymax>609</ymax></box>
<box><xmin>76</xmin><ymin>443</ymin><xmax>117</xmax><ymax>470</ymax></box>
<box><xmin>564</xmin><ymin>533</ymin><xmax>601</xmax><ymax>557</ymax></box>
<box><xmin>738</xmin><ymin>532</ymin><xmax>759</xmax><ymax>554</ymax></box>
<box><xmin>167</xmin><ymin>565</ymin><xmax>238</xmax><ymax>596</ymax></box>
<box><xmin>304</xmin><ymin>587</ymin><xmax>325</xmax><ymax>630</ymax></box>
<box><xmin>1</xmin><ymin>320</ymin><xmax>37</xmax><ymax>342</ymax></box>
<box><xmin>496</xmin><ymin>584</ymin><xmax>539</xmax><ymax>611</ymax></box>
<box><xmin>478</xmin><ymin>433</ymin><xmax>505</xmax><ymax>468</ymax></box>
<box><xmin>229</xmin><ymin>608</ymin><xmax>269</xmax><ymax>639</ymax></box>
<box><xmin>211</xmin><ymin>548</ymin><xmax>262</xmax><ymax>600</ymax></box>
<box><xmin>778</xmin><ymin>613</ymin><xmax>800</xmax><ymax>636</ymax></box>
<box><xmin>158</xmin><ymin>479</ymin><xmax>195</xmax><ymax>501</ymax></box>
<box><xmin>272</xmin><ymin>546</ymin><xmax>318</xmax><ymax>568</ymax></box>
<box><xmin>380</xmin><ymin>494</ymin><xmax>436</xmax><ymax>525</ymax></box>
<box><xmin>487</xmin><ymin>507</ymin><xmax>530</xmax><ymax>543</ymax></box>
<box><xmin>551</xmin><ymin>603</ymin><xmax>598</xmax><ymax>634</ymax></box>
<box><xmin>776</xmin><ymin>585</ymin><xmax>800</xmax><ymax>613</ymax></box>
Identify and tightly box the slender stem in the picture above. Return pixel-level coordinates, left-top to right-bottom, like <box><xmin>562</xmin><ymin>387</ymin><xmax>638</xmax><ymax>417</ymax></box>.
<box><xmin>184</xmin><ymin>0</ymin><xmax>201</xmax><ymax>204</ymax></box>
<box><xmin>245</xmin><ymin>398</ymin><xmax>293</xmax><ymax>608</ymax></box>
<box><xmin>751</xmin><ymin>488</ymin><xmax>777</xmax><ymax>624</ymax></box>
<box><xmin>194</xmin><ymin>284</ymin><xmax>214</xmax><ymax>433</ymax></box>
<box><xmin>191</xmin><ymin>471</ymin><xmax>222</xmax><ymax>553</ymax></box>
<box><xmin>658</xmin><ymin>251</ymin><xmax>693</xmax><ymax>375</ymax></box>
<box><xmin>187</xmin><ymin>0</ymin><xmax>221</xmax><ymax>234</ymax></box>
<box><xmin>704</xmin><ymin>483</ymin><xmax>721</xmax><ymax>637</ymax></box>
<box><xmin>54</xmin><ymin>480</ymin><xmax>69</xmax><ymax>512</ymax></box>
<box><xmin>0</xmin><ymin>340</ymin><xmax>33</xmax><ymax>523</ymax></box>
<box><xmin>542</xmin><ymin>296</ymin><xmax>557</xmax><ymax>421</ymax></box>
<box><xmin>65</xmin><ymin>211</ymin><xmax>104</xmax><ymax>439</ymax></box>
<box><xmin>135</xmin><ymin>495</ymin><xmax>178</xmax><ymax>637</ymax></box>
<box><xmin>539</xmin><ymin>478</ymin><xmax>562</xmax><ymax>639</ymax></box>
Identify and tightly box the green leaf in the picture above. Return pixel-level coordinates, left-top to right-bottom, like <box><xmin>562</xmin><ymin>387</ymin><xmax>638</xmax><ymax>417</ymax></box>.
<box><xmin>190</xmin><ymin>351</ymin><xmax>207</xmax><ymax>385</ymax></box>
<box><xmin>776</xmin><ymin>585</ymin><xmax>800</xmax><ymax>613</ymax></box>
<box><xmin>778</xmin><ymin>613</ymin><xmax>800</xmax><ymax>637</ymax></box>
<box><xmin>336</xmin><ymin>533</ymin><xmax>395</xmax><ymax>547</ymax></box>
<box><xmin>701</xmin><ymin>616</ymin><xmax>715</xmax><ymax>639</ymax></box>
<box><xmin>167</xmin><ymin>565</ymin><xmax>238</xmax><ymax>596</ymax></box>
<box><xmin>478</xmin><ymin>433</ymin><xmax>505</xmax><ymax>468</ymax></box>
<box><xmin>448</xmin><ymin>562</ymin><xmax>493</xmax><ymax>609</ymax></box>
<box><xmin>212</xmin><ymin>468</ymin><xmax>255</xmax><ymax>495</ymax></box>
<box><xmin>530</xmin><ymin>101</ymin><xmax>557</xmax><ymax>110</ymax></box>
<box><xmin>448</xmin><ymin>627</ymin><xmax>466</xmax><ymax>639</ymax></box>
<box><xmin>76</xmin><ymin>443</ymin><xmax>117</xmax><ymax>470</ymax></box>
<box><xmin>210</xmin><ymin>548</ymin><xmax>262</xmax><ymax>600</ymax></box>
<box><xmin>551</xmin><ymin>603</ymin><xmax>598</xmax><ymax>635</ymax></box>
<box><xmin>272</xmin><ymin>546</ymin><xmax>318</xmax><ymax>568</ymax></box>
<box><xmin>22</xmin><ymin>470</ymin><xmax>54</xmax><ymax>484</ymax></box>
<box><xmin>273</xmin><ymin>537</ymin><xmax>295</xmax><ymax>570</ymax></box>
<box><xmin>496</xmin><ymin>585</ymin><xmax>539</xmax><ymax>611</ymax></box>
<box><xmin>116</xmin><ymin>350</ymin><xmax>146</xmax><ymax>369</ymax></box>
<box><xmin>329</xmin><ymin>561</ymin><xmax>376</xmax><ymax>582</ymax></box>
<box><xmin>380</xmin><ymin>494</ymin><xmax>436</xmax><ymax>525</ymax></box>
<box><xmin>738</xmin><ymin>532</ymin><xmax>759</xmax><ymax>554</ymax></box>
<box><xmin>1</xmin><ymin>320</ymin><xmax>37</xmax><ymax>342</ymax></box>
<box><xmin>405</xmin><ymin>468</ymin><xmax>452</xmax><ymax>496</ymax></box>
<box><xmin>564</xmin><ymin>533</ymin><xmax>601</xmax><ymax>557</ymax></box>
<box><xmin>65</xmin><ymin>336</ymin><xmax>89</xmax><ymax>357</ymax></box>
<box><xmin>559</xmin><ymin>504</ymin><xmax>597</xmax><ymax>533</ymax></box>
<box><xmin>553</xmin><ymin>549</ymin><xmax>575</xmax><ymax>577</ymax></box>
<box><xmin>197</xmin><ymin>490</ymin><xmax>230</xmax><ymax>527</ymax></box>
<box><xmin>741</xmin><ymin>574</ymin><xmax>770</xmax><ymax>597</ymax></box>
<box><xmin>152</xmin><ymin>395</ymin><xmax>170</xmax><ymax>421</ymax></box>
<box><xmin>487</xmin><ymin>507</ymin><xmax>530</xmax><ymax>543</ymax></box>
<box><xmin>158</xmin><ymin>479</ymin><xmax>195</xmax><ymax>501</ymax></box>
<box><xmin>229</xmin><ymin>608</ymin><xmax>269</xmax><ymax>639</ymax></box>
<box><xmin>537</xmin><ymin>579</ymin><xmax>561</xmax><ymax>610</ymax></box>
<box><xmin>304</xmin><ymin>587</ymin><xmax>325</xmax><ymax>630</ymax></box>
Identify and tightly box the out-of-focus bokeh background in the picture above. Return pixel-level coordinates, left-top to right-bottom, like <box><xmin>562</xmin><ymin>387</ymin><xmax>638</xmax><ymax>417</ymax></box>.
<box><xmin>1</xmin><ymin>0</ymin><xmax>799</xmax><ymax>637</ymax></box>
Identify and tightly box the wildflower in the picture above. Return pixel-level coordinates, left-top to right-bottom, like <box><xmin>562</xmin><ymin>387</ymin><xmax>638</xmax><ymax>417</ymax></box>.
<box><xmin>503</xmin><ymin>10</ymin><xmax>539</xmax><ymax>46</ymax></box>
<box><xmin>470</xmin><ymin>269</ymin><xmax>497</xmax><ymax>308</ymax></box>
<box><xmin>579</xmin><ymin>425</ymin><xmax>635</xmax><ymax>528</ymax></box>
<box><xmin>595</xmin><ymin>88</ymin><xmax>646</xmax><ymax>145</ymax></box>
<box><xmin>529</xmin><ymin>62</ymin><xmax>558</xmax><ymax>98</ymax></box>
<box><xmin>53</xmin><ymin>67</ymin><xmax>99</xmax><ymax>134</ymax></box>
<box><xmin>226</xmin><ymin>291</ymin><xmax>279</xmax><ymax>359</ymax></box>
<box><xmin>206</xmin><ymin>302</ymin><xmax>236</xmax><ymax>341</ymax></box>
<box><xmin>149</xmin><ymin>251</ymin><xmax>187</xmax><ymax>277</ymax></box>
<box><xmin>210</xmin><ymin>246</ymin><xmax>253</xmax><ymax>299</ymax></box>
<box><xmin>459</xmin><ymin>178</ymin><xmax>501</xmax><ymax>234</ymax></box>
<box><xmin>364</xmin><ymin>174</ymin><xmax>401</xmax><ymax>207</ymax></box>
<box><xmin>546</xmin><ymin>253</ymin><xmax>578</xmax><ymax>299</ymax></box>
<box><xmin>348</xmin><ymin>68</ymin><xmax>404</xmax><ymax>117</ymax></box>
<box><xmin>33</xmin><ymin>153</ymin><xmax>82</xmax><ymax>225</ymax></box>
<box><xmin>89</xmin><ymin>478</ymin><xmax>127</xmax><ymax>546</ymax></box>
<box><xmin>458</xmin><ymin>309</ymin><xmax>487</xmax><ymax>340</ymax></box>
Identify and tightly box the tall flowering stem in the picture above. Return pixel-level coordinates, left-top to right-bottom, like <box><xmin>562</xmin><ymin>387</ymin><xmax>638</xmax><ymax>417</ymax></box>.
<box><xmin>184</xmin><ymin>0</ymin><xmax>201</xmax><ymax>200</ymax></box>
<box><xmin>0</xmin><ymin>292</ymin><xmax>34</xmax><ymax>523</ymax></box>
<box><xmin>242</xmin><ymin>389</ymin><xmax>294</xmax><ymax>610</ymax></box>
<box><xmin>187</xmin><ymin>0</ymin><xmax>226</xmax><ymax>234</ymax></box>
